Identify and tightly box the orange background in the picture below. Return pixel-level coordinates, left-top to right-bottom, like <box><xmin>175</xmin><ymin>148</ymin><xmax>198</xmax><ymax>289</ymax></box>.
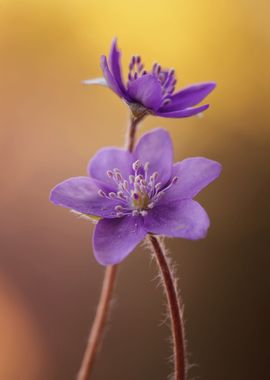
<box><xmin>0</xmin><ymin>1</ymin><xmax>269</xmax><ymax>379</ymax></box>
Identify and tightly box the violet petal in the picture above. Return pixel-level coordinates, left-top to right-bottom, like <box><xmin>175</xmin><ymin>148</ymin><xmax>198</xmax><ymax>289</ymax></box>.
<box><xmin>127</xmin><ymin>74</ymin><xmax>163</xmax><ymax>111</ymax></box>
<box><xmin>100</xmin><ymin>55</ymin><xmax>125</xmax><ymax>98</ymax></box>
<box><xmin>161</xmin><ymin>82</ymin><xmax>216</xmax><ymax>112</ymax></box>
<box><xmin>156</xmin><ymin>104</ymin><xmax>209</xmax><ymax>118</ymax></box>
<box><xmin>109</xmin><ymin>38</ymin><xmax>127</xmax><ymax>94</ymax></box>
<box><xmin>134</xmin><ymin>128</ymin><xmax>173</xmax><ymax>185</ymax></box>
<box><xmin>93</xmin><ymin>216</ymin><xmax>146</xmax><ymax>265</ymax></box>
<box><xmin>88</xmin><ymin>147</ymin><xmax>134</xmax><ymax>187</ymax></box>
<box><xmin>159</xmin><ymin>158</ymin><xmax>222</xmax><ymax>204</ymax></box>
<box><xmin>50</xmin><ymin>176</ymin><xmax>118</xmax><ymax>218</ymax></box>
<box><xmin>144</xmin><ymin>199</ymin><xmax>210</xmax><ymax>239</ymax></box>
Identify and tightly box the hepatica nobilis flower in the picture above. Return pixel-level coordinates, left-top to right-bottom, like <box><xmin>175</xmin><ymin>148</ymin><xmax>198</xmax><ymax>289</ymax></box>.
<box><xmin>50</xmin><ymin>129</ymin><xmax>221</xmax><ymax>265</ymax></box>
<box><xmin>84</xmin><ymin>39</ymin><xmax>216</xmax><ymax>119</ymax></box>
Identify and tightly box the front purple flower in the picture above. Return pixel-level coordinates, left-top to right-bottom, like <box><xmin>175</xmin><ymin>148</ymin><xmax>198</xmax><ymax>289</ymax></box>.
<box><xmin>84</xmin><ymin>39</ymin><xmax>216</xmax><ymax>119</ymax></box>
<box><xmin>50</xmin><ymin>129</ymin><xmax>221</xmax><ymax>265</ymax></box>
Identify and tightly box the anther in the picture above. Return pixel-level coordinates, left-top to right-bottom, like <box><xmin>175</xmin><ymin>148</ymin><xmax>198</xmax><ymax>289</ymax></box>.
<box><xmin>123</xmin><ymin>180</ymin><xmax>129</xmax><ymax>190</ymax></box>
<box><xmin>116</xmin><ymin>212</ymin><xmax>124</xmax><ymax>217</ymax></box>
<box><xmin>117</xmin><ymin>191</ymin><xmax>126</xmax><ymax>199</ymax></box>
<box><xmin>162</xmin><ymin>98</ymin><xmax>171</xmax><ymax>107</ymax></box>
<box><xmin>132</xmin><ymin>160</ymin><xmax>141</xmax><ymax>171</ymax></box>
<box><xmin>109</xmin><ymin>192</ymin><xmax>116</xmax><ymax>198</ymax></box>
<box><xmin>115</xmin><ymin>205</ymin><xmax>123</xmax><ymax>212</ymax></box>
<box><xmin>107</xmin><ymin>170</ymin><xmax>113</xmax><ymax>178</ymax></box>
<box><xmin>151</xmin><ymin>172</ymin><xmax>158</xmax><ymax>181</ymax></box>
<box><xmin>129</xmin><ymin>175</ymin><xmax>135</xmax><ymax>183</ymax></box>
<box><xmin>132</xmin><ymin>210</ymin><xmax>139</xmax><ymax>216</ymax></box>
<box><xmin>98</xmin><ymin>189</ymin><xmax>106</xmax><ymax>197</ymax></box>
<box><xmin>144</xmin><ymin>162</ymin><xmax>150</xmax><ymax>172</ymax></box>
<box><xmin>115</xmin><ymin>172</ymin><xmax>123</xmax><ymax>182</ymax></box>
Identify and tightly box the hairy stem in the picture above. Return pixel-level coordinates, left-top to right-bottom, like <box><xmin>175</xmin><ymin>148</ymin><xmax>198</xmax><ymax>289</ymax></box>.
<box><xmin>77</xmin><ymin>265</ymin><xmax>117</xmax><ymax>380</ymax></box>
<box><xmin>148</xmin><ymin>234</ymin><xmax>186</xmax><ymax>380</ymax></box>
<box><xmin>126</xmin><ymin>115</ymin><xmax>144</xmax><ymax>152</ymax></box>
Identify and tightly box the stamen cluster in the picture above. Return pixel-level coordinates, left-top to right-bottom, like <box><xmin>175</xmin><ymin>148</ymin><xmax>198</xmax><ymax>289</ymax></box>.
<box><xmin>127</xmin><ymin>55</ymin><xmax>177</xmax><ymax>107</ymax></box>
<box><xmin>98</xmin><ymin>159</ymin><xmax>178</xmax><ymax>217</ymax></box>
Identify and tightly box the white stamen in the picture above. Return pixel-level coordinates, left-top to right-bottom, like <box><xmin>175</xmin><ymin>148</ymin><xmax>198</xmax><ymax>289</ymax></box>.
<box><xmin>151</xmin><ymin>172</ymin><xmax>158</xmax><ymax>181</ymax></box>
<box><xmin>117</xmin><ymin>191</ymin><xmax>126</xmax><ymax>200</ymax></box>
<box><xmin>98</xmin><ymin>189</ymin><xmax>106</xmax><ymax>197</ymax></box>
<box><xmin>123</xmin><ymin>180</ymin><xmax>129</xmax><ymax>190</ymax></box>
<box><xmin>132</xmin><ymin>160</ymin><xmax>141</xmax><ymax>171</ymax></box>
<box><xmin>115</xmin><ymin>172</ymin><xmax>123</xmax><ymax>181</ymax></box>
<box><xmin>144</xmin><ymin>162</ymin><xmax>150</xmax><ymax>172</ymax></box>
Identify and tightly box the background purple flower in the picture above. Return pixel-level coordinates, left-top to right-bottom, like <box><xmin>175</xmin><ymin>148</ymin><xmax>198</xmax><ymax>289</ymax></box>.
<box><xmin>50</xmin><ymin>129</ymin><xmax>221</xmax><ymax>266</ymax></box>
<box><xmin>84</xmin><ymin>39</ymin><xmax>216</xmax><ymax>119</ymax></box>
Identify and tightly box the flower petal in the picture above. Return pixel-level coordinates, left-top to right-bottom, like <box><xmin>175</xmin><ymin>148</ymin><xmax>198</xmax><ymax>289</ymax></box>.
<box><xmin>50</xmin><ymin>176</ymin><xmax>118</xmax><ymax>218</ymax></box>
<box><xmin>144</xmin><ymin>200</ymin><xmax>210</xmax><ymax>239</ymax></box>
<box><xmin>100</xmin><ymin>55</ymin><xmax>126</xmax><ymax>98</ymax></box>
<box><xmin>161</xmin><ymin>82</ymin><xmax>216</xmax><ymax>112</ymax></box>
<box><xmin>156</xmin><ymin>104</ymin><xmax>209</xmax><ymax>118</ymax></box>
<box><xmin>109</xmin><ymin>38</ymin><xmax>126</xmax><ymax>94</ymax></box>
<box><xmin>93</xmin><ymin>216</ymin><xmax>146</xmax><ymax>265</ymax></box>
<box><xmin>134</xmin><ymin>128</ymin><xmax>173</xmax><ymax>185</ymax></box>
<box><xmin>88</xmin><ymin>147</ymin><xmax>134</xmax><ymax>187</ymax></box>
<box><xmin>160</xmin><ymin>157</ymin><xmax>222</xmax><ymax>203</ymax></box>
<box><xmin>127</xmin><ymin>74</ymin><xmax>163</xmax><ymax>111</ymax></box>
<box><xmin>82</xmin><ymin>77</ymin><xmax>108</xmax><ymax>86</ymax></box>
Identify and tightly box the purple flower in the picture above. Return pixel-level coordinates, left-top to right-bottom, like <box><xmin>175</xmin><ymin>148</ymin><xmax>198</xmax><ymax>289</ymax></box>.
<box><xmin>50</xmin><ymin>129</ymin><xmax>221</xmax><ymax>265</ymax></box>
<box><xmin>84</xmin><ymin>39</ymin><xmax>216</xmax><ymax>119</ymax></box>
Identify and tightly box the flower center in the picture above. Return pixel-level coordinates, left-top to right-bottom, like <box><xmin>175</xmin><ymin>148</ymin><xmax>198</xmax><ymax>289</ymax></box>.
<box><xmin>127</xmin><ymin>55</ymin><xmax>177</xmax><ymax>107</ymax></box>
<box><xmin>98</xmin><ymin>160</ymin><xmax>178</xmax><ymax>217</ymax></box>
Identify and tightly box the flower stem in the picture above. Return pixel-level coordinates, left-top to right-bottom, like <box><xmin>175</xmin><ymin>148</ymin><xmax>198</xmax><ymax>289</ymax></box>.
<box><xmin>77</xmin><ymin>265</ymin><xmax>117</xmax><ymax>380</ymax></box>
<box><xmin>126</xmin><ymin>115</ymin><xmax>144</xmax><ymax>152</ymax></box>
<box><xmin>148</xmin><ymin>234</ymin><xmax>186</xmax><ymax>380</ymax></box>
<box><xmin>77</xmin><ymin>115</ymin><xmax>141</xmax><ymax>379</ymax></box>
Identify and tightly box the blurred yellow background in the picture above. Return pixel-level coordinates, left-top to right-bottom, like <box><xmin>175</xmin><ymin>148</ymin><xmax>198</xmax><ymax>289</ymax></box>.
<box><xmin>0</xmin><ymin>1</ymin><xmax>269</xmax><ymax>379</ymax></box>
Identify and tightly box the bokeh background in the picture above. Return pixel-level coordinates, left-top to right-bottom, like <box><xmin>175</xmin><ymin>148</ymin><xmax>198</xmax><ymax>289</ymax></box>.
<box><xmin>1</xmin><ymin>1</ymin><xmax>269</xmax><ymax>379</ymax></box>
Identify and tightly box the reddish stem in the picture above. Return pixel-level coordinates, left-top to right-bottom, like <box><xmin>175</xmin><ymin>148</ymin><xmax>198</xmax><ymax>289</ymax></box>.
<box><xmin>148</xmin><ymin>234</ymin><xmax>186</xmax><ymax>380</ymax></box>
<box><xmin>77</xmin><ymin>265</ymin><xmax>117</xmax><ymax>380</ymax></box>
